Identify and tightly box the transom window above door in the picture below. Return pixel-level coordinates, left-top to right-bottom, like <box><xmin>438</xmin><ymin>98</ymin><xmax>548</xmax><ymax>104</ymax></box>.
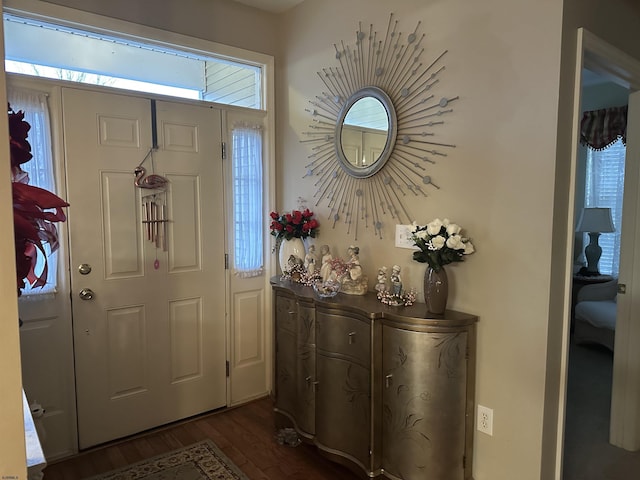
<box><xmin>3</xmin><ymin>13</ymin><xmax>263</xmax><ymax>109</ymax></box>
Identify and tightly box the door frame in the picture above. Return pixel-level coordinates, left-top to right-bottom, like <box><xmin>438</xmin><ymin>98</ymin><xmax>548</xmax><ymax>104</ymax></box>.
<box><xmin>0</xmin><ymin>10</ymin><xmax>28</xmax><ymax>475</ymax></box>
<box><xmin>561</xmin><ymin>27</ymin><xmax>640</xmax><ymax>467</ymax></box>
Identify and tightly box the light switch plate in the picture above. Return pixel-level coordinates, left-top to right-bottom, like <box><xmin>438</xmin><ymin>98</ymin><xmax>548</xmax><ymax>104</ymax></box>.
<box><xmin>395</xmin><ymin>224</ymin><xmax>417</xmax><ymax>249</ymax></box>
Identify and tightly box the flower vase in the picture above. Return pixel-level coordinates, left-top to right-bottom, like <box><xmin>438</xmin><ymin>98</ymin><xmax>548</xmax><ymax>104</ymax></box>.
<box><xmin>279</xmin><ymin>237</ymin><xmax>305</xmax><ymax>272</ymax></box>
<box><xmin>424</xmin><ymin>266</ymin><xmax>448</xmax><ymax>314</ymax></box>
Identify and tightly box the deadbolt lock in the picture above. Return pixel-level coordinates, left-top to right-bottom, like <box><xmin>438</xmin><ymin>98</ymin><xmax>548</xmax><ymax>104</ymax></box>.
<box><xmin>78</xmin><ymin>263</ymin><xmax>92</xmax><ymax>275</ymax></box>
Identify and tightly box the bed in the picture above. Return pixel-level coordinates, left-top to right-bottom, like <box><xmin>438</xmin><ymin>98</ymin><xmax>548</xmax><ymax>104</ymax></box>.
<box><xmin>574</xmin><ymin>279</ymin><xmax>617</xmax><ymax>351</ymax></box>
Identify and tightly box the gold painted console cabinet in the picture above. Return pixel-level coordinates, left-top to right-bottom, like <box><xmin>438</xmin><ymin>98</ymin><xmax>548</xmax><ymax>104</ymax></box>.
<box><xmin>272</xmin><ymin>278</ymin><xmax>478</xmax><ymax>480</ymax></box>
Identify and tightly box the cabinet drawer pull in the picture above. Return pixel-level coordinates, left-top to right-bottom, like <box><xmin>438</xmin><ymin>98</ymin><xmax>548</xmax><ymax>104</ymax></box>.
<box><xmin>385</xmin><ymin>374</ymin><xmax>393</xmax><ymax>389</ymax></box>
<box><xmin>348</xmin><ymin>331</ymin><xmax>356</xmax><ymax>344</ymax></box>
<box><xmin>288</xmin><ymin>310</ymin><xmax>295</xmax><ymax>315</ymax></box>
<box><xmin>306</xmin><ymin>376</ymin><xmax>312</xmax><ymax>386</ymax></box>
<box><xmin>312</xmin><ymin>381</ymin><xmax>319</xmax><ymax>392</ymax></box>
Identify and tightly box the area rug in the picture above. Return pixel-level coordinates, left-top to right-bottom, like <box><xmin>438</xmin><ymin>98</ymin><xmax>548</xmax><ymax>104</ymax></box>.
<box><xmin>85</xmin><ymin>439</ymin><xmax>249</xmax><ymax>480</ymax></box>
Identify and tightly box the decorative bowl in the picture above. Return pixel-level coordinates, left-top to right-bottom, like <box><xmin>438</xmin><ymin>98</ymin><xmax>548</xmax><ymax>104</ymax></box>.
<box><xmin>313</xmin><ymin>279</ymin><xmax>341</xmax><ymax>298</ymax></box>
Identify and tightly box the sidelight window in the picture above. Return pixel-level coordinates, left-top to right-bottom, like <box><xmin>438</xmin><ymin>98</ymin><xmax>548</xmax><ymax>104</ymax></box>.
<box><xmin>8</xmin><ymin>87</ymin><xmax>59</xmax><ymax>295</ymax></box>
<box><xmin>231</xmin><ymin>125</ymin><xmax>264</xmax><ymax>277</ymax></box>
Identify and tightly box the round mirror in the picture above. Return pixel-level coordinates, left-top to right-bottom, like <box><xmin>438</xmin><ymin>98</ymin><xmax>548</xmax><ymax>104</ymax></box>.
<box><xmin>335</xmin><ymin>86</ymin><xmax>397</xmax><ymax>178</ymax></box>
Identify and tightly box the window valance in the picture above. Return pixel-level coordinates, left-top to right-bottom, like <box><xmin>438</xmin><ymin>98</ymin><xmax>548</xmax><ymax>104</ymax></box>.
<box><xmin>580</xmin><ymin>105</ymin><xmax>628</xmax><ymax>151</ymax></box>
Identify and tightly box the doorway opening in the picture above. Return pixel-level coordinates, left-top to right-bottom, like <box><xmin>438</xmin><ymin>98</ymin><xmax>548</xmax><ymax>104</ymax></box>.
<box><xmin>564</xmin><ymin>69</ymin><xmax>631</xmax><ymax>480</ymax></box>
<box><xmin>561</xmin><ymin>28</ymin><xmax>640</xmax><ymax>480</ymax></box>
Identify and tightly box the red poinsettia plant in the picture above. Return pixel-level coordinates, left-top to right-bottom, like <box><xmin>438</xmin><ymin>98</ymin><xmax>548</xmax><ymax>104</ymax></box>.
<box><xmin>9</xmin><ymin>104</ymin><xmax>69</xmax><ymax>296</ymax></box>
<box><xmin>269</xmin><ymin>208</ymin><xmax>319</xmax><ymax>240</ymax></box>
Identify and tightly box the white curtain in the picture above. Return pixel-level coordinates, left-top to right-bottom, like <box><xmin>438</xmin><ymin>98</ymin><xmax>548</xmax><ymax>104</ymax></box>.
<box><xmin>584</xmin><ymin>138</ymin><xmax>626</xmax><ymax>277</ymax></box>
<box><xmin>232</xmin><ymin>124</ymin><xmax>264</xmax><ymax>278</ymax></box>
<box><xmin>8</xmin><ymin>87</ymin><xmax>59</xmax><ymax>294</ymax></box>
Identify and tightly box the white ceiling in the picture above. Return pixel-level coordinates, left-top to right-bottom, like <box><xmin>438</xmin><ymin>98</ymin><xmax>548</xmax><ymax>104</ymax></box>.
<box><xmin>231</xmin><ymin>0</ymin><xmax>304</xmax><ymax>13</ymax></box>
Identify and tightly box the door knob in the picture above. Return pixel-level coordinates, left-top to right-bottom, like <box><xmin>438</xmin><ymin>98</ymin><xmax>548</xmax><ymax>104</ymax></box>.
<box><xmin>79</xmin><ymin>288</ymin><xmax>95</xmax><ymax>300</ymax></box>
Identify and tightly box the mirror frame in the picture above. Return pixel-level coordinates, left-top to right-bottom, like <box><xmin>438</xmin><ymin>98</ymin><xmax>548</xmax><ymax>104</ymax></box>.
<box><xmin>335</xmin><ymin>86</ymin><xmax>397</xmax><ymax>178</ymax></box>
<box><xmin>302</xmin><ymin>14</ymin><xmax>458</xmax><ymax>239</ymax></box>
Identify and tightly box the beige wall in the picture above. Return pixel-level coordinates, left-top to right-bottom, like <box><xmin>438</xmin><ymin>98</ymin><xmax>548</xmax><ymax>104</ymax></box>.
<box><xmin>279</xmin><ymin>1</ymin><xmax>564</xmax><ymax>478</ymax></box>
<box><xmin>278</xmin><ymin>1</ymin><xmax>640</xmax><ymax>477</ymax></box>
<box><xmin>41</xmin><ymin>0</ymin><xmax>280</xmax><ymax>56</ymax></box>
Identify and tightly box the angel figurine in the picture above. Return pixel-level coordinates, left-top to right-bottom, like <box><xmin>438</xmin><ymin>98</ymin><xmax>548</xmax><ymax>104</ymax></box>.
<box><xmin>304</xmin><ymin>244</ymin><xmax>318</xmax><ymax>274</ymax></box>
<box><xmin>319</xmin><ymin>244</ymin><xmax>333</xmax><ymax>282</ymax></box>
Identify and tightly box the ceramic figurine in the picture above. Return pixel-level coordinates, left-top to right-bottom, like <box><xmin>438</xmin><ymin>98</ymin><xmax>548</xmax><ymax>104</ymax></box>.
<box><xmin>347</xmin><ymin>245</ymin><xmax>363</xmax><ymax>280</ymax></box>
<box><xmin>340</xmin><ymin>245</ymin><xmax>368</xmax><ymax>295</ymax></box>
<box><xmin>375</xmin><ymin>266</ymin><xmax>388</xmax><ymax>294</ymax></box>
<box><xmin>391</xmin><ymin>265</ymin><xmax>402</xmax><ymax>296</ymax></box>
<box><xmin>287</xmin><ymin>254</ymin><xmax>303</xmax><ymax>269</ymax></box>
<box><xmin>304</xmin><ymin>244</ymin><xmax>318</xmax><ymax>274</ymax></box>
<box><xmin>319</xmin><ymin>244</ymin><xmax>333</xmax><ymax>282</ymax></box>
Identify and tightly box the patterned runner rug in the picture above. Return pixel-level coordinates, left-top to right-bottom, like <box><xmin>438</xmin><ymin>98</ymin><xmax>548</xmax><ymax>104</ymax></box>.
<box><xmin>85</xmin><ymin>439</ymin><xmax>249</xmax><ymax>480</ymax></box>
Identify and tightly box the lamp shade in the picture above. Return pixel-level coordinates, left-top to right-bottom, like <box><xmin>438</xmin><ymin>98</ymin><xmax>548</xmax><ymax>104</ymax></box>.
<box><xmin>576</xmin><ymin>207</ymin><xmax>615</xmax><ymax>233</ymax></box>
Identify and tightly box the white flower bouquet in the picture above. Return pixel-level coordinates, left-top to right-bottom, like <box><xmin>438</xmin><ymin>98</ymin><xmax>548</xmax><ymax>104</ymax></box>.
<box><xmin>411</xmin><ymin>218</ymin><xmax>475</xmax><ymax>272</ymax></box>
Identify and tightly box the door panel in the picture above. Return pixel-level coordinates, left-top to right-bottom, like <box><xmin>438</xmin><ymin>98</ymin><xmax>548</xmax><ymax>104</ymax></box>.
<box><xmin>611</xmin><ymin>89</ymin><xmax>640</xmax><ymax>449</ymax></box>
<box><xmin>101</xmin><ymin>171</ymin><xmax>143</xmax><ymax>277</ymax></box>
<box><xmin>233</xmin><ymin>290</ymin><xmax>264</xmax><ymax>368</ymax></box>
<box><xmin>274</xmin><ymin>292</ymin><xmax>297</xmax><ymax>419</ymax></box>
<box><xmin>382</xmin><ymin>326</ymin><xmax>467</xmax><ymax>480</ymax></box>
<box><xmin>106</xmin><ymin>306</ymin><xmax>147</xmax><ymax>398</ymax></box>
<box><xmin>169</xmin><ymin>297</ymin><xmax>203</xmax><ymax>382</ymax></box>
<box><xmin>315</xmin><ymin>355</ymin><xmax>371</xmax><ymax>470</ymax></box>
<box><xmin>167</xmin><ymin>173</ymin><xmax>201</xmax><ymax>271</ymax></box>
<box><xmin>63</xmin><ymin>88</ymin><xmax>226</xmax><ymax>448</ymax></box>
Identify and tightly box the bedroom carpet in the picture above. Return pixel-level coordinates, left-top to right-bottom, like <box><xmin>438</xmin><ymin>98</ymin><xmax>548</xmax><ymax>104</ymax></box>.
<box><xmin>563</xmin><ymin>338</ymin><xmax>640</xmax><ymax>479</ymax></box>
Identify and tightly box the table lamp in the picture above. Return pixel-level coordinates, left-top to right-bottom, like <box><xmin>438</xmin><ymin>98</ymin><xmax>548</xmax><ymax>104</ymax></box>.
<box><xmin>576</xmin><ymin>207</ymin><xmax>615</xmax><ymax>275</ymax></box>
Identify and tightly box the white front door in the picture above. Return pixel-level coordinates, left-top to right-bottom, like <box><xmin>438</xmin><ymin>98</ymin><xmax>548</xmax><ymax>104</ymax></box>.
<box><xmin>63</xmin><ymin>87</ymin><xmax>226</xmax><ymax>448</ymax></box>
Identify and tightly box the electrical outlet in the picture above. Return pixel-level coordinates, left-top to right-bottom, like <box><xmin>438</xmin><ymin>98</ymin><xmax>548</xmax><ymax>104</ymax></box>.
<box><xmin>477</xmin><ymin>405</ymin><xmax>493</xmax><ymax>436</ymax></box>
<box><xmin>395</xmin><ymin>224</ymin><xmax>418</xmax><ymax>249</ymax></box>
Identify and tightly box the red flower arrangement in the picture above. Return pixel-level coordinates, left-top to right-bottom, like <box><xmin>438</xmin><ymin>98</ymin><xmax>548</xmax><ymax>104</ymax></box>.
<box><xmin>9</xmin><ymin>104</ymin><xmax>69</xmax><ymax>296</ymax></box>
<box><xmin>269</xmin><ymin>208</ymin><xmax>319</xmax><ymax>240</ymax></box>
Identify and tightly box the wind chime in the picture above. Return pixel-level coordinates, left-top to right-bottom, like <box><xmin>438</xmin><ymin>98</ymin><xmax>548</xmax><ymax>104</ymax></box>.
<box><xmin>135</xmin><ymin>147</ymin><xmax>169</xmax><ymax>270</ymax></box>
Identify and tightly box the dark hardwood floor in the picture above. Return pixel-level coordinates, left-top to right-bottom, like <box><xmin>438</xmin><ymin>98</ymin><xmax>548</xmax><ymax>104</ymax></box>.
<box><xmin>43</xmin><ymin>396</ymin><xmax>359</xmax><ymax>480</ymax></box>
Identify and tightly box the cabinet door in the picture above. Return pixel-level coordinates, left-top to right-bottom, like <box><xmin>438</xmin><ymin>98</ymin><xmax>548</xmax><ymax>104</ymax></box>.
<box><xmin>382</xmin><ymin>326</ymin><xmax>468</xmax><ymax>480</ymax></box>
<box><xmin>274</xmin><ymin>294</ymin><xmax>297</xmax><ymax>419</ymax></box>
<box><xmin>296</xmin><ymin>303</ymin><xmax>316</xmax><ymax>436</ymax></box>
<box><xmin>315</xmin><ymin>354</ymin><xmax>371</xmax><ymax>470</ymax></box>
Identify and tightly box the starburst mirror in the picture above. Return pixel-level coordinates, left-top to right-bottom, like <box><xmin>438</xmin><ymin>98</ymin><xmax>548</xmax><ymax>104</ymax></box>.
<box><xmin>302</xmin><ymin>14</ymin><xmax>458</xmax><ymax>239</ymax></box>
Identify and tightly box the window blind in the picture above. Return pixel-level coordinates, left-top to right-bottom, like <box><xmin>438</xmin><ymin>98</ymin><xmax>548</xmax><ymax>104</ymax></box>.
<box><xmin>585</xmin><ymin>138</ymin><xmax>626</xmax><ymax>276</ymax></box>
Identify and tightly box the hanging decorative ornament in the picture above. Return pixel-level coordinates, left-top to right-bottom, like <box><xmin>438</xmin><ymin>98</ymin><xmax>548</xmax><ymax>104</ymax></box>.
<box><xmin>136</xmin><ymin>148</ymin><xmax>170</xmax><ymax>269</ymax></box>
